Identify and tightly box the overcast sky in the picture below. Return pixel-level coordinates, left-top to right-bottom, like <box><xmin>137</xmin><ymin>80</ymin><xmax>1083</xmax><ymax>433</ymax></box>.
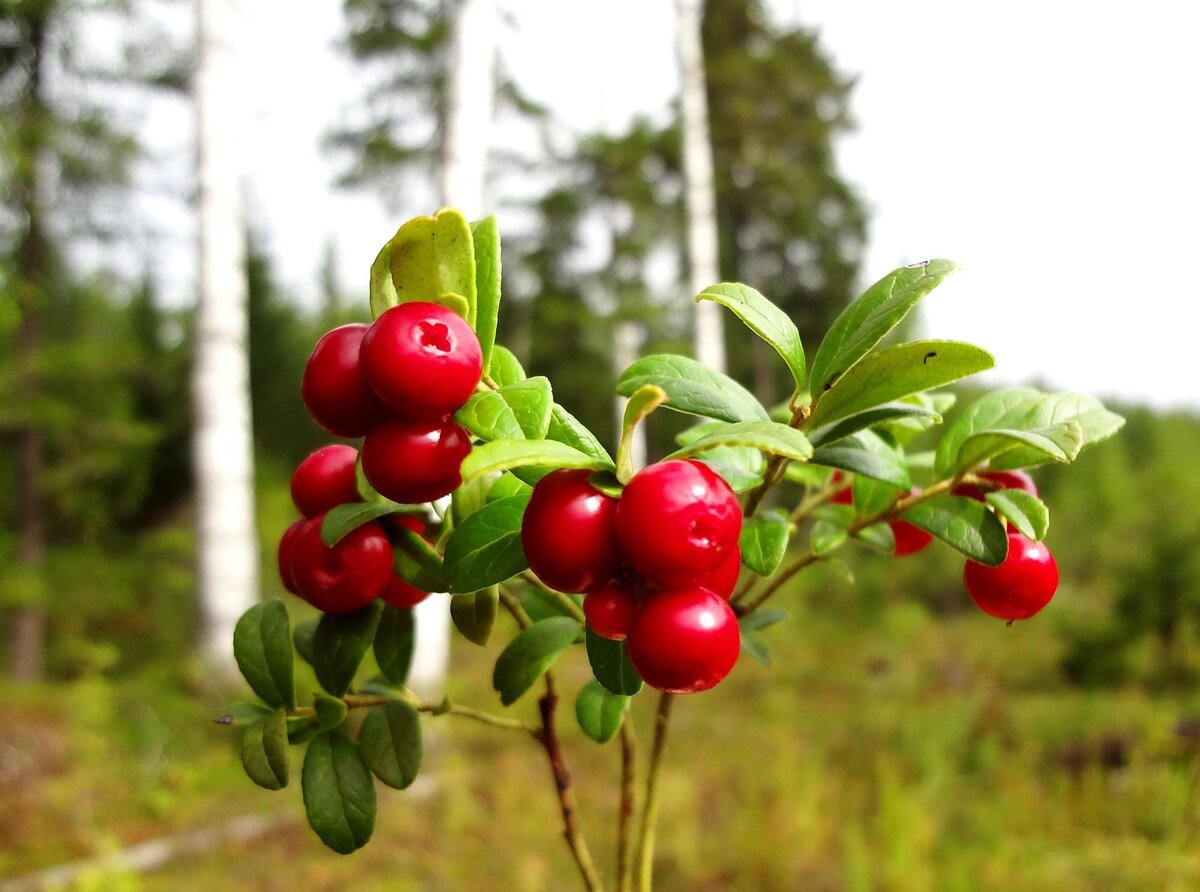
<box><xmin>197</xmin><ymin>0</ymin><xmax>1196</xmax><ymax>411</ymax></box>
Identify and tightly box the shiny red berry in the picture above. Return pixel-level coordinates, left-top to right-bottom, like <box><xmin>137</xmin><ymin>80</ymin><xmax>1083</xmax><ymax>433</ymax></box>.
<box><xmin>830</xmin><ymin>471</ymin><xmax>854</xmax><ymax>505</ymax></box>
<box><xmin>705</xmin><ymin>546</ymin><xmax>742</xmax><ymax>600</ymax></box>
<box><xmin>891</xmin><ymin>519</ymin><xmax>933</xmax><ymax>556</ymax></box>
<box><xmin>379</xmin><ymin>575</ymin><xmax>432</xmax><ymax>609</ymax></box>
<box><xmin>290</xmin><ymin>444</ymin><xmax>361</xmax><ymax>517</ymax></box>
<box><xmin>521</xmin><ymin>469</ymin><xmax>621</xmax><ymax>593</ymax></box>
<box><xmin>277</xmin><ymin>519</ymin><xmax>305</xmax><ymax>595</ymax></box>
<box><xmin>583</xmin><ymin>581</ymin><xmax>637</xmax><ymax>641</ymax></box>
<box><xmin>361</xmin><ymin>416</ymin><xmax>472</xmax><ymax>504</ymax></box>
<box><xmin>953</xmin><ymin>468</ymin><xmax>1039</xmax><ymax>503</ymax></box>
<box><xmin>361</xmin><ymin>302</ymin><xmax>483</xmax><ymax>418</ymax></box>
<box><xmin>964</xmin><ymin>532</ymin><xmax>1059</xmax><ymax>620</ymax></box>
<box><xmin>289</xmin><ymin>514</ymin><xmax>394</xmax><ymax>613</ymax></box>
<box><xmin>616</xmin><ymin>460</ymin><xmax>742</xmax><ymax>587</ymax></box>
<box><xmin>301</xmin><ymin>323</ymin><xmax>386</xmax><ymax>438</ymax></box>
<box><xmin>626</xmin><ymin>585</ymin><xmax>740</xmax><ymax>693</ymax></box>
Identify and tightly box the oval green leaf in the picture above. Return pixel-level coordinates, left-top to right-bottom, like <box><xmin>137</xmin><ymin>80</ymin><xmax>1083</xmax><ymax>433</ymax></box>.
<box><xmin>471</xmin><ymin>216</ymin><xmax>501</xmax><ymax>374</ymax></box>
<box><xmin>444</xmin><ymin>493</ymin><xmax>531</xmax><ymax>594</ymax></box>
<box><xmin>492</xmin><ymin>617</ymin><xmax>581</xmax><ymax>706</ymax></box>
<box><xmin>359</xmin><ymin>701</ymin><xmax>424</xmax><ymax>790</ymax></box>
<box><xmin>313</xmin><ymin>693</ymin><xmax>349</xmax><ymax>731</ymax></box>
<box><xmin>312</xmin><ymin>601</ymin><xmax>384</xmax><ymax>697</ymax></box>
<box><xmin>985</xmin><ymin>489</ymin><xmax>1050</xmax><ymax>541</ymax></box>
<box><xmin>810</xmin><ymin>431</ymin><xmax>910</xmax><ymax>490</ymax></box>
<box><xmin>321</xmin><ymin>501</ymin><xmax>402</xmax><ymax>547</ymax></box>
<box><xmin>450</xmin><ymin>587</ymin><xmax>500</xmax><ymax>646</ymax></box>
<box><xmin>301</xmin><ymin>729</ymin><xmax>376</xmax><ymax>854</ymax></box>
<box><xmin>547</xmin><ymin>403</ymin><xmax>614</xmax><ymax>464</ymax></box>
<box><xmin>241</xmin><ymin>707</ymin><xmax>289</xmax><ymax>791</ymax></box>
<box><xmin>586</xmin><ymin>628</ymin><xmax>643</xmax><ymax>696</ymax></box>
<box><xmin>374</xmin><ymin>604</ymin><xmax>415</xmax><ymax>686</ymax></box>
<box><xmin>233</xmin><ymin>600</ymin><xmax>295</xmax><ymax>710</ymax></box>
<box><xmin>575</xmin><ymin>679</ymin><xmax>629</xmax><ymax>744</ymax></box>
<box><xmin>696</xmin><ymin>282</ymin><xmax>806</xmax><ymax>395</ymax></box>
<box><xmin>461</xmin><ymin>439</ymin><xmax>611</xmax><ymax>483</ymax></box>
<box><xmin>667</xmin><ymin>420</ymin><xmax>812</xmax><ymax>464</ymax></box>
<box><xmin>617</xmin><ymin>354</ymin><xmax>769</xmax><ymax>424</ymax></box>
<box><xmin>387</xmin><ymin>208</ymin><xmax>477</xmax><ymax>325</ymax></box>
<box><xmin>739</xmin><ymin>509</ymin><xmax>789</xmax><ymax>576</ymax></box>
<box><xmin>899</xmin><ymin>494</ymin><xmax>1009</xmax><ymax>566</ymax></box>
<box><xmin>489</xmin><ymin>345</ymin><xmax>526</xmax><ymax>387</ymax></box>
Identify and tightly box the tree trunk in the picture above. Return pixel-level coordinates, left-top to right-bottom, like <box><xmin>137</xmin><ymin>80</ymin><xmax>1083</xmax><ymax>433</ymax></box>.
<box><xmin>9</xmin><ymin>10</ymin><xmax>50</xmax><ymax>682</ymax></box>
<box><xmin>412</xmin><ymin>0</ymin><xmax>496</xmax><ymax>700</ymax></box>
<box><xmin>193</xmin><ymin>0</ymin><xmax>259</xmax><ymax>675</ymax></box>
<box><xmin>676</xmin><ymin>0</ymin><xmax>725</xmax><ymax>373</ymax></box>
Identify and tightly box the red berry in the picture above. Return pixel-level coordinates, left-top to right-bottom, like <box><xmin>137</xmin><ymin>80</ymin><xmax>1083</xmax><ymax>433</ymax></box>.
<box><xmin>891</xmin><ymin>519</ymin><xmax>933</xmax><ymax>556</ymax></box>
<box><xmin>706</xmin><ymin>546</ymin><xmax>742</xmax><ymax>600</ymax></box>
<box><xmin>626</xmin><ymin>585</ymin><xmax>740</xmax><ymax>693</ymax></box>
<box><xmin>830</xmin><ymin>471</ymin><xmax>854</xmax><ymax>505</ymax></box>
<box><xmin>953</xmin><ymin>468</ymin><xmax>1039</xmax><ymax>503</ymax></box>
<box><xmin>379</xmin><ymin>574</ymin><xmax>432</xmax><ymax>609</ymax></box>
<box><xmin>277</xmin><ymin>519</ymin><xmax>305</xmax><ymax>595</ymax></box>
<box><xmin>361</xmin><ymin>302</ymin><xmax>483</xmax><ymax>418</ymax></box>
<box><xmin>583</xmin><ymin>581</ymin><xmax>637</xmax><ymax>641</ymax></box>
<box><xmin>616</xmin><ymin>460</ymin><xmax>742</xmax><ymax>587</ymax></box>
<box><xmin>290</xmin><ymin>444</ymin><xmax>361</xmax><ymax>517</ymax></box>
<box><xmin>521</xmin><ymin>469</ymin><xmax>621</xmax><ymax>594</ymax></box>
<box><xmin>964</xmin><ymin>532</ymin><xmax>1059</xmax><ymax>620</ymax></box>
<box><xmin>301</xmin><ymin>323</ymin><xmax>386</xmax><ymax>438</ymax></box>
<box><xmin>289</xmin><ymin>514</ymin><xmax>394</xmax><ymax>613</ymax></box>
<box><xmin>361</xmin><ymin>416</ymin><xmax>472</xmax><ymax>504</ymax></box>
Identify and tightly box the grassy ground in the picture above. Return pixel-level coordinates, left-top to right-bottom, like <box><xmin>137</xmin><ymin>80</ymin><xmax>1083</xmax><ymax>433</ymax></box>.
<box><xmin>5</xmin><ymin>581</ymin><xmax>1200</xmax><ymax>891</ymax></box>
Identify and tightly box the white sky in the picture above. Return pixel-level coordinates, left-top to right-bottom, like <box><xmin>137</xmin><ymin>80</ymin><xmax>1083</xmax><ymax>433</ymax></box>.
<box><xmin>175</xmin><ymin>0</ymin><xmax>1197</xmax><ymax>411</ymax></box>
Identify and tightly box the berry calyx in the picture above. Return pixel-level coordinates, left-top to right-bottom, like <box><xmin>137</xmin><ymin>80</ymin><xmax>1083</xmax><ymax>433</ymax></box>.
<box><xmin>289</xmin><ymin>514</ymin><xmax>394</xmax><ymax>613</ymax></box>
<box><xmin>583</xmin><ymin>581</ymin><xmax>637</xmax><ymax>641</ymax></box>
<box><xmin>360</xmin><ymin>416</ymin><xmax>472</xmax><ymax>505</ymax></box>
<box><xmin>301</xmin><ymin>323</ymin><xmax>385</xmax><ymax>438</ymax></box>
<box><xmin>290</xmin><ymin>444</ymin><xmax>361</xmax><ymax>517</ymax></box>
<box><xmin>963</xmin><ymin>531</ymin><xmax>1059</xmax><ymax>620</ymax></box>
<box><xmin>521</xmin><ymin>469</ymin><xmax>622</xmax><ymax>594</ymax></box>
<box><xmin>361</xmin><ymin>302</ymin><xmax>483</xmax><ymax>418</ymax></box>
<box><xmin>616</xmin><ymin>459</ymin><xmax>742</xmax><ymax>587</ymax></box>
<box><xmin>626</xmin><ymin>585</ymin><xmax>740</xmax><ymax>693</ymax></box>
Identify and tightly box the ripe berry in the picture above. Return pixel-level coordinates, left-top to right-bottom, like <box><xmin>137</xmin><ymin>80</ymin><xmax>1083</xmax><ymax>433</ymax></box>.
<box><xmin>289</xmin><ymin>514</ymin><xmax>394</xmax><ymax>613</ymax></box>
<box><xmin>706</xmin><ymin>546</ymin><xmax>742</xmax><ymax>600</ymax></box>
<box><xmin>953</xmin><ymin>468</ymin><xmax>1039</xmax><ymax>503</ymax></box>
<box><xmin>830</xmin><ymin>471</ymin><xmax>854</xmax><ymax>505</ymax></box>
<box><xmin>521</xmin><ymin>469</ymin><xmax>621</xmax><ymax>593</ymax></box>
<box><xmin>626</xmin><ymin>585</ymin><xmax>740</xmax><ymax>693</ymax></box>
<box><xmin>277</xmin><ymin>519</ymin><xmax>305</xmax><ymax>595</ymax></box>
<box><xmin>379</xmin><ymin>575</ymin><xmax>432</xmax><ymax>609</ymax></box>
<box><xmin>301</xmin><ymin>323</ymin><xmax>385</xmax><ymax>438</ymax></box>
<box><xmin>361</xmin><ymin>302</ymin><xmax>483</xmax><ymax>418</ymax></box>
<box><xmin>291</xmin><ymin>444</ymin><xmax>361</xmax><ymax>517</ymax></box>
<box><xmin>891</xmin><ymin>519</ymin><xmax>933</xmax><ymax>556</ymax></box>
<box><xmin>964</xmin><ymin>531</ymin><xmax>1059</xmax><ymax>620</ymax></box>
<box><xmin>616</xmin><ymin>460</ymin><xmax>742</xmax><ymax>587</ymax></box>
<box><xmin>583</xmin><ymin>581</ymin><xmax>637</xmax><ymax>641</ymax></box>
<box><xmin>361</xmin><ymin>416</ymin><xmax>472</xmax><ymax>504</ymax></box>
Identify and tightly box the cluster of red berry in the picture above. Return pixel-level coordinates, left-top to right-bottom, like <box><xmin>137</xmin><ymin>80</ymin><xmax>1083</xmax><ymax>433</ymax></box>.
<box><xmin>301</xmin><ymin>302</ymin><xmax>482</xmax><ymax>504</ymax></box>
<box><xmin>277</xmin><ymin>444</ymin><xmax>432</xmax><ymax>613</ymax></box>
<box><xmin>833</xmin><ymin>469</ymin><xmax>1059</xmax><ymax>621</ymax></box>
<box><xmin>522</xmin><ymin>459</ymin><xmax>744</xmax><ymax>694</ymax></box>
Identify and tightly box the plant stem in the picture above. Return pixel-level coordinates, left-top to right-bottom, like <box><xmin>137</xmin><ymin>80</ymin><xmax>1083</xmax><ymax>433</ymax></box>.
<box><xmin>617</xmin><ymin>720</ymin><xmax>637</xmax><ymax>892</ymax></box>
<box><xmin>416</xmin><ymin>700</ymin><xmax>540</xmax><ymax>734</ymax></box>
<box><xmin>635</xmin><ymin>691</ymin><xmax>675</xmax><ymax>892</ymax></box>
<box><xmin>498</xmin><ymin>586</ymin><xmax>534</xmax><ymax>629</ymax></box>
<box><xmin>520</xmin><ymin>570</ymin><xmax>587</xmax><ymax>623</ymax></box>
<box><xmin>537</xmin><ymin>672</ymin><xmax>605</xmax><ymax>891</ymax></box>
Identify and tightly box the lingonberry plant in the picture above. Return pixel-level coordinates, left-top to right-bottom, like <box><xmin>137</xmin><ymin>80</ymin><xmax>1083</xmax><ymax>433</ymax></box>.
<box><xmin>218</xmin><ymin>209</ymin><xmax>1124</xmax><ymax>890</ymax></box>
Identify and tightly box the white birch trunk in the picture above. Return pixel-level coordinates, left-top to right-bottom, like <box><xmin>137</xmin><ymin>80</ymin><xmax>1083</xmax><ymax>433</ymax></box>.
<box><xmin>676</xmin><ymin>0</ymin><xmax>726</xmax><ymax>373</ymax></box>
<box><xmin>193</xmin><ymin>0</ymin><xmax>259</xmax><ymax>675</ymax></box>
<box><xmin>411</xmin><ymin>0</ymin><xmax>496</xmax><ymax>700</ymax></box>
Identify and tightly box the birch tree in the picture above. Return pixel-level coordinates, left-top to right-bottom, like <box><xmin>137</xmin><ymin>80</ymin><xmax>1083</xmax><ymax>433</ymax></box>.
<box><xmin>193</xmin><ymin>0</ymin><xmax>259</xmax><ymax>673</ymax></box>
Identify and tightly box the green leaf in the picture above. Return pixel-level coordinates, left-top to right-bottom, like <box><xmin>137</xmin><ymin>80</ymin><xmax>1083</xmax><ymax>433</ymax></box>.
<box><xmin>359</xmin><ymin>702</ymin><xmax>423</xmax><ymax>790</ymax></box>
<box><xmin>489</xmin><ymin>345</ymin><xmax>526</xmax><ymax>387</ymax></box>
<box><xmin>696</xmin><ymin>282</ymin><xmax>806</xmax><ymax>394</ymax></box>
<box><xmin>811</xmin><ymin>431</ymin><xmax>910</xmax><ymax>489</ymax></box>
<box><xmin>988</xmin><ymin>392</ymin><xmax>1124</xmax><ymax>471</ymax></box>
<box><xmin>488</xmin><ymin>473</ymin><xmax>532</xmax><ymax>502</ymax></box>
<box><xmin>740</xmin><ymin>630</ymin><xmax>771</xmax><ymax>666</ymax></box>
<box><xmin>546</xmin><ymin>404</ymin><xmax>614</xmax><ymax>465</ymax></box>
<box><xmin>806</xmin><ymin>402</ymin><xmax>942</xmax><ymax>449</ymax></box>
<box><xmin>292</xmin><ymin>616</ymin><xmax>319</xmax><ymax>667</ymax></box>
<box><xmin>302</xmin><ymin>729</ymin><xmax>376</xmax><ymax>854</ymax></box>
<box><xmin>854</xmin><ymin>523</ymin><xmax>896</xmax><ymax>553</ymax></box>
<box><xmin>313</xmin><ymin>693</ymin><xmax>349</xmax><ymax>731</ymax></box>
<box><xmin>618</xmin><ymin>384</ymin><xmax>669</xmax><ymax>483</ymax></box>
<box><xmin>369</xmin><ymin>240</ymin><xmax>399</xmax><ymax>320</ymax></box>
<box><xmin>617</xmin><ymin>354</ymin><xmax>769</xmax><ymax>424</ymax></box>
<box><xmin>394</xmin><ymin>539</ymin><xmax>448</xmax><ymax>594</ymax></box>
<box><xmin>739</xmin><ymin>608</ymin><xmax>789</xmax><ymax>633</ymax></box>
<box><xmin>986</xmin><ymin>490</ymin><xmax>1050</xmax><ymax>541</ymax></box>
<box><xmin>287</xmin><ymin>715</ymin><xmax>319</xmax><ymax>746</ymax></box>
<box><xmin>393</xmin><ymin>527</ymin><xmax>446</xmax><ymax>591</ymax></box>
<box><xmin>233</xmin><ymin>600</ymin><xmax>295</xmax><ymax>710</ymax></box>
<box><xmin>783</xmin><ymin>463</ymin><xmax>835</xmax><ymax>488</ymax></box>
<box><xmin>450</xmin><ymin>587</ymin><xmax>499</xmax><ymax>646</ymax></box>
<box><xmin>471</xmin><ymin>216</ymin><xmax>501</xmax><ymax>375</ymax></box>
<box><xmin>954</xmin><ymin>423</ymin><xmax>1083</xmax><ymax>475</ymax></box>
<box><xmin>321</xmin><ymin>502</ymin><xmax>401</xmax><ymax>547</ymax></box>
<box><xmin>934</xmin><ymin>388</ymin><xmax>1045</xmax><ymax>477</ymax></box>
<box><xmin>492</xmin><ymin>617</ymin><xmax>581</xmax><ymax>706</ymax></box>
<box><xmin>387</xmin><ymin>209</ymin><xmax>477</xmax><ymax>326</ymax></box>
<box><xmin>739</xmin><ymin>510</ymin><xmax>789</xmax><ymax>576</ymax></box>
<box><xmin>241</xmin><ymin>707</ymin><xmax>289</xmax><ymax>791</ymax></box>
<box><xmin>444</xmin><ymin>493</ymin><xmax>531</xmax><ymax>593</ymax></box>
<box><xmin>575</xmin><ymin>679</ymin><xmax>629</xmax><ymax>744</ymax></box>
<box><xmin>586</xmin><ymin>628</ymin><xmax>643</xmax><ymax>696</ymax></box>
<box><xmin>807</xmin><ymin>340</ymin><xmax>994</xmax><ymax>429</ymax></box>
<box><xmin>451</xmin><ymin>474</ymin><xmax>493</xmax><ymax>526</ymax></box>
<box><xmin>216</xmin><ymin>701</ymin><xmax>272</xmax><ymax>727</ymax></box>
<box><xmin>501</xmin><ymin>377</ymin><xmax>554</xmax><ymax>439</ymax></box>
<box><xmin>521</xmin><ymin>588</ymin><xmax>584</xmax><ymax>624</ymax></box>
<box><xmin>899</xmin><ymin>495</ymin><xmax>1009</xmax><ymax>565</ymax></box>
<box><xmin>811</xmin><ymin>504</ymin><xmax>854</xmax><ymax>555</ymax></box>
<box><xmin>374</xmin><ymin>605</ymin><xmax>416</xmax><ymax>686</ymax></box>
<box><xmin>456</xmin><ymin>390</ymin><xmax>524</xmax><ymax>441</ymax></box>
<box><xmin>461</xmin><ymin>439</ymin><xmax>612</xmax><ymax>482</ymax></box>
<box><xmin>852</xmin><ymin>475</ymin><xmax>903</xmax><ymax>518</ymax></box>
<box><xmin>808</xmin><ymin>259</ymin><xmax>959</xmax><ymax>395</ymax></box>
<box><xmin>312</xmin><ymin>601</ymin><xmax>384</xmax><ymax>697</ymax></box>
<box><xmin>668</xmin><ymin>420</ymin><xmax>812</xmax><ymax>464</ymax></box>
<box><xmin>675</xmin><ymin>421</ymin><xmax>765</xmax><ymax>493</ymax></box>
<box><xmin>881</xmin><ymin>392</ymin><xmax>954</xmax><ymax>445</ymax></box>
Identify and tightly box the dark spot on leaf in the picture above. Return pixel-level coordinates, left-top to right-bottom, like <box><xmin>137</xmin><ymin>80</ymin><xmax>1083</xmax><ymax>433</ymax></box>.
<box><xmin>923</xmin><ymin>352</ymin><xmax>938</xmax><ymax>364</ymax></box>
<box><xmin>905</xmin><ymin>260</ymin><xmax>931</xmax><ymax>269</ymax></box>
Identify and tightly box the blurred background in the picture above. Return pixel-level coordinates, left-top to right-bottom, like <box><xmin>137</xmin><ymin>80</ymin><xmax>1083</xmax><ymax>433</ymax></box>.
<box><xmin>2</xmin><ymin>0</ymin><xmax>1199</xmax><ymax>889</ymax></box>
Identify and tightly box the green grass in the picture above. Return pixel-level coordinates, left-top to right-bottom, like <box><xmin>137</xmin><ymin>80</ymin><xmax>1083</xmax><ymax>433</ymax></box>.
<box><xmin>6</xmin><ymin>586</ymin><xmax>1200</xmax><ymax>891</ymax></box>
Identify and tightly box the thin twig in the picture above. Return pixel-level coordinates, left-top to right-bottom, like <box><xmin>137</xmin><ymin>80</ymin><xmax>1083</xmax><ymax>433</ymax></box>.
<box><xmin>617</xmin><ymin>719</ymin><xmax>638</xmax><ymax>892</ymax></box>
<box><xmin>498</xmin><ymin>586</ymin><xmax>534</xmax><ymax>629</ymax></box>
<box><xmin>635</xmin><ymin>692</ymin><xmax>675</xmax><ymax>892</ymax></box>
<box><xmin>520</xmin><ymin>569</ymin><xmax>587</xmax><ymax>623</ymax></box>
